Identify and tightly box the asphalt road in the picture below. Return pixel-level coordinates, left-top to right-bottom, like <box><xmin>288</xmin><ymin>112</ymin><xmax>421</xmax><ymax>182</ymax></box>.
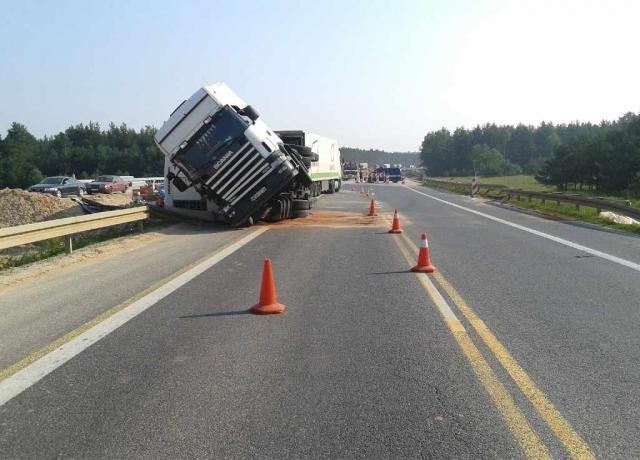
<box><xmin>1</xmin><ymin>184</ymin><xmax>639</xmax><ymax>458</ymax></box>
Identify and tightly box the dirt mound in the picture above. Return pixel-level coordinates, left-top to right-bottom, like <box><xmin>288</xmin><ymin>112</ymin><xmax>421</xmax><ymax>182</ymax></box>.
<box><xmin>0</xmin><ymin>188</ymin><xmax>83</xmax><ymax>228</ymax></box>
<box><xmin>82</xmin><ymin>190</ymin><xmax>134</xmax><ymax>208</ymax></box>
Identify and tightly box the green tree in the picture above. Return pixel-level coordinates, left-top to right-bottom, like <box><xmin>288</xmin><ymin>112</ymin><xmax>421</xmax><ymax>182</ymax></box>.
<box><xmin>471</xmin><ymin>144</ymin><xmax>521</xmax><ymax>176</ymax></box>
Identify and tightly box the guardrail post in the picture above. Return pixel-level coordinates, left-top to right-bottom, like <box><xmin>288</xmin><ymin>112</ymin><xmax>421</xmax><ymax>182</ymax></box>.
<box><xmin>64</xmin><ymin>235</ymin><xmax>73</xmax><ymax>254</ymax></box>
<box><xmin>575</xmin><ymin>204</ymin><xmax>580</xmax><ymax>211</ymax></box>
<box><xmin>138</xmin><ymin>220</ymin><xmax>144</xmax><ymax>233</ymax></box>
<box><xmin>528</xmin><ymin>194</ymin><xmax>532</xmax><ymax>202</ymax></box>
<box><xmin>541</xmin><ymin>198</ymin><xmax>546</xmax><ymax>205</ymax></box>
<box><xmin>596</xmin><ymin>207</ymin><xmax>601</xmax><ymax>214</ymax></box>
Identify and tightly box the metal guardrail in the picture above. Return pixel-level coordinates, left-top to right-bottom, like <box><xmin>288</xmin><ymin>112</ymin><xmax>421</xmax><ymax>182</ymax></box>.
<box><xmin>502</xmin><ymin>189</ymin><xmax>640</xmax><ymax>219</ymax></box>
<box><xmin>423</xmin><ymin>179</ymin><xmax>640</xmax><ymax>220</ymax></box>
<box><xmin>0</xmin><ymin>206</ymin><xmax>149</xmax><ymax>253</ymax></box>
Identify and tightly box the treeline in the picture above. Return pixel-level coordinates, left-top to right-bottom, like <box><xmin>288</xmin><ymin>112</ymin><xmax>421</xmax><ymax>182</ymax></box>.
<box><xmin>420</xmin><ymin>113</ymin><xmax>640</xmax><ymax>193</ymax></box>
<box><xmin>0</xmin><ymin>122</ymin><xmax>163</xmax><ymax>189</ymax></box>
<box><xmin>420</xmin><ymin>122</ymin><xmax>577</xmax><ymax>177</ymax></box>
<box><xmin>341</xmin><ymin>147</ymin><xmax>419</xmax><ymax>166</ymax></box>
<box><xmin>539</xmin><ymin>113</ymin><xmax>640</xmax><ymax>192</ymax></box>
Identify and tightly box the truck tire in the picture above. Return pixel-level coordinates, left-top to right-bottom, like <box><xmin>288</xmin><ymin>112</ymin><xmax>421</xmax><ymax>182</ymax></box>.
<box><xmin>283</xmin><ymin>197</ymin><xmax>292</xmax><ymax>219</ymax></box>
<box><xmin>293</xmin><ymin>199</ymin><xmax>310</xmax><ymax>210</ymax></box>
<box><xmin>292</xmin><ymin>209</ymin><xmax>309</xmax><ymax>219</ymax></box>
<box><xmin>291</xmin><ymin>145</ymin><xmax>313</xmax><ymax>157</ymax></box>
<box><xmin>265</xmin><ymin>201</ymin><xmax>282</xmax><ymax>222</ymax></box>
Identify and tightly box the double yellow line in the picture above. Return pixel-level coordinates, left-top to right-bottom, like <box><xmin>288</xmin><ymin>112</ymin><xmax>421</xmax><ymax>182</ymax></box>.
<box><xmin>381</xmin><ymin>215</ymin><xmax>594</xmax><ymax>459</ymax></box>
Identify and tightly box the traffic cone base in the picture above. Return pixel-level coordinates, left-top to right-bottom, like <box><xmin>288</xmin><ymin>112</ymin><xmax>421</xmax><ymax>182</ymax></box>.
<box><xmin>411</xmin><ymin>264</ymin><xmax>435</xmax><ymax>273</ymax></box>
<box><xmin>250</xmin><ymin>302</ymin><xmax>286</xmax><ymax>315</ymax></box>
<box><xmin>250</xmin><ymin>259</ymin><xmax>286</xmax><ymax>315</ymax></box>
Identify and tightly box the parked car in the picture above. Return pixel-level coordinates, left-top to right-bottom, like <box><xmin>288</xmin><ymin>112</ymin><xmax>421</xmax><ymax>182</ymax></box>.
<box><xmin>28</xmin><ymin>176</ymin><xmax>85</xmax><ymax>198</ymax></box>
<box><xmin>86</xmin><ymin>175</ymin><xmax>129</xmax><ymax>194</ymax></box>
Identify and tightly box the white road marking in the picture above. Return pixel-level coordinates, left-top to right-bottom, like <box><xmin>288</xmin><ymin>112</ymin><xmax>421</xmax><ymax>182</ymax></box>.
<box><xmin>0</xmin><ymin>227</ymin><xmax>269</xmax><ymax>407</ymax></box>
<box><xmin>404</xmin><ymin>186</ymin><xmax>640</xmax><ymax>273</ymax></box>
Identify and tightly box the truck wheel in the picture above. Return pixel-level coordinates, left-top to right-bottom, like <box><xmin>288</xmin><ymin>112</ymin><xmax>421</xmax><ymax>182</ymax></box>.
<box><xmin>292</xmin><ymin>209</ymin><xmax>309</xmax><ymax>219</ymax></box>
<box><xmin>239</xmin><ymin>216</ymin><xmax>254</xmax><ymax>227</ymax></box>
<box><xmin>293</xmin><ymin>199</ymin><xmax>310</xmax><ymax>210</ymax></box>
<box><xmin>266</xmin><ymin>205</ymin><xmax>282</xmax><ymax>222</ymax></box>
<box><xmin>291</xmin><ymin>145</ymin><xmax>313</xmax><ymax>157</ymax></box>
<box><xmin>283</xmin><ymin>197</ymin><xmax>292</xmax><ymax>219</ymax></box>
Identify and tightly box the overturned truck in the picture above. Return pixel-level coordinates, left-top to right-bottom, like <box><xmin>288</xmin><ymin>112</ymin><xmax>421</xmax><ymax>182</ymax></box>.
<box><xmin>154</xmin><ymin>83</ymin><xmax>342</xmax><ymax>225</ymax></box>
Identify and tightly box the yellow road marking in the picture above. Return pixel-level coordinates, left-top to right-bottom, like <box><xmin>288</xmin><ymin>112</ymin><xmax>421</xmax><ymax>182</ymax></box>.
<box><xmin>397</xmin><ymin>228</ymin><xmax>594</xmax><ymax>459</ymax></box>
<box><xmin>385</xmin><ymin>218</ymin><xmax>550</xmax><ymax>459</ymax></box>
<box><xmin>0</xmin><ymin>229</ymin><xmax>262</xmax><ymax>383</ymax></box>
<box><xmin>433</xmin><ymin>273</ymin><xmax>594</xmax><ymax>460</ymax></box>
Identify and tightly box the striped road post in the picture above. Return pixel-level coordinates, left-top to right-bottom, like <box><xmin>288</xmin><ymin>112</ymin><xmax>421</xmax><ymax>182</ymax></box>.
<box><xmin>471</xmin><ymin>176</ymin><xmax>479</xmax><ymax>196</ymax></box>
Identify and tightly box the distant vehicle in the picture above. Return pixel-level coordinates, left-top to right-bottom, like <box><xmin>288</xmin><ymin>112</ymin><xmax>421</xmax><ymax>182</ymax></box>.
<box><xmin>86</xmin><ymin>175</ymin><xmax>129</xmax><ymax>194</ymax></box>
<box><xmin>342</xmin><ymin>160</ymin><xmax>358</xmax><ymax>180</ymax></box>
<box><xmin>28</xmin><ymin>176</ymin><xmax>85</xmax><ymax>198</ymax></box>
<box><xmin>375</xmin><ymin>167</ymin><xmax>404</xmax><ymax>183</ymax></box>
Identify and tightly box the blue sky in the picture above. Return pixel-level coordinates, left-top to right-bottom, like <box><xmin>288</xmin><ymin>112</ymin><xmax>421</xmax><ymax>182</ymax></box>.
<box><xmin>1</xmin><ymin>0</ymin><xmax>639</xmax><ymax>151</ymax></box>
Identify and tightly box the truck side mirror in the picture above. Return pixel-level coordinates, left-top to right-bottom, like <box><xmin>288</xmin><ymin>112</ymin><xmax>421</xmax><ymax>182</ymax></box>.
<box><xmin>242</xmin><ymin>105</ymin><xmax>259</xmax><ymax>121</ymax></box>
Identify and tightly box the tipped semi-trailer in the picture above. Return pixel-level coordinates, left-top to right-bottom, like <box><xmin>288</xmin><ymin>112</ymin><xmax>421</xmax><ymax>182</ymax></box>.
<box><xmin>154</xmin><ymin>83</ymin><xmax>341</xmax><ymax>225</ymax></box>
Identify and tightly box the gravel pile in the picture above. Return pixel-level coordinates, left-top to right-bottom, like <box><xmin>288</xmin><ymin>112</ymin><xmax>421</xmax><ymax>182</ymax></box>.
<box><xmin>0</xmin><ymin>188</ymin><xmax>83</xmax><ymax>228</ymax></box>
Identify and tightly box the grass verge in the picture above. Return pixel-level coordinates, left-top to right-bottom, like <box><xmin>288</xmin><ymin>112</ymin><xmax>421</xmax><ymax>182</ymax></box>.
<box><xmin>502</xmin><ymin>196</ymin><xmax>640</xmax><ymax>235</ymax></box>
<box><xmin>422</xmin><ymin>180</ymin><xmax>640</xmax><ymax>235</ymax></box>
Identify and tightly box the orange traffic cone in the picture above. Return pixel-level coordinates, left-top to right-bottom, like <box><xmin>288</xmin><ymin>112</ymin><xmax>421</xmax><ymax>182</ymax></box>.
<box><xmin>411</xmin><ymin>233</ymin><xmax>436</xmax><ymax>273</ymax></box>
<box><xmin>250</xmin><ymin>259</ymin><xmax>286</xmax><ymax>315</ymax></box>
<box><xmin>388</xmin><ymin>209</ymin><xmax>403</xmax><ymax>234</ymax></box>
<box><xmin>369</xmin><ymin>198</ymin><xmax>377</xmax><ymax>216</ymax></box>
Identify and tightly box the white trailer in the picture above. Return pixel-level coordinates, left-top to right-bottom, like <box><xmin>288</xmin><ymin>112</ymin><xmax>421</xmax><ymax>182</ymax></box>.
<box><xmin>276</xmin><ymin>131</ymin><xmax>342</xmax><ymax>194</ymax></box>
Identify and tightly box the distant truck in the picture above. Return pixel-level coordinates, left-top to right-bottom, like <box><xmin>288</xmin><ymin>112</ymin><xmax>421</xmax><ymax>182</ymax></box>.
<box><xmin>375</xmin><ymin>166</ymin><xmax>404</xmax><ymax>183</ymax></box>
<box><xmin>342</xmin><ymin>160</ymin><xmax>359</xmax><ymax>180</ymax></box>
<box><xmin>154</xmin><ymin>83</ymin><xmax>341</xmax><ymax>225</ymax></box>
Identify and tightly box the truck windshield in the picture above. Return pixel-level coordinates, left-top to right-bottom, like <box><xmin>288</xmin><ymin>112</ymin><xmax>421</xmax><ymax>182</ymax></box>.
<box><xmin>174</xmin><ymin>106</ymin><xmax>247</xmax><ymax>174</ymax></box>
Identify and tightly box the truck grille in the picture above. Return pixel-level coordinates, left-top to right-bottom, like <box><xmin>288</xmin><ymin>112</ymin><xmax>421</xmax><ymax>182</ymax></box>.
<box><xmin>203</xmin><ymin>142</ymin><xmax>272</xmax><ymax>206</ymax></box>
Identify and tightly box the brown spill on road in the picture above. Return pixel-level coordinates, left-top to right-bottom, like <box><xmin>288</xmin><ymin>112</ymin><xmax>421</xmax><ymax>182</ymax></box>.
<box><xmin>257</xmin><ymin>210</ymin><xmax>389</xmax><ymax>228</ymax></box>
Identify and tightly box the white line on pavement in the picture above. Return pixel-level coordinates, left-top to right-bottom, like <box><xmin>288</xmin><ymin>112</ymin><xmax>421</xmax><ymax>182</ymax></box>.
<box><xmin>404</xmin><ymin>186</ymin><xmax>640</xmax><ymax>273</ymax></box>
<box><xmin>0</xmin><ymin>227</ymin><xmax>270</xmax><ymax>407</ymax></box>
